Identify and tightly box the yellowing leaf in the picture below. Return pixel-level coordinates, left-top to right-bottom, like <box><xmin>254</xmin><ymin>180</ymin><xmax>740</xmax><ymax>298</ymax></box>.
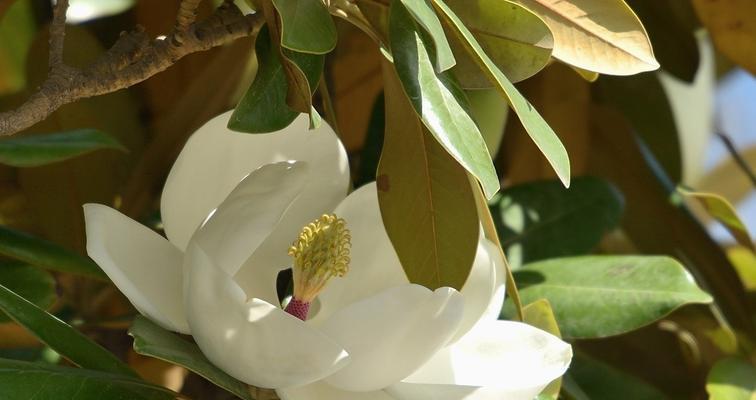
<box><xmin>693</xmin><ymin>0</ymin><xmax>756</xmax><ymax>75</ymax></box>
<box><xmin>510</xmin><ymin>0</ymin><xmax>659</xmax><ymax>75</ymax></box>
<box><xmin>678</xmin><ymin>187</ymin><xmax>755</xmax><ymax>252</ymax></box>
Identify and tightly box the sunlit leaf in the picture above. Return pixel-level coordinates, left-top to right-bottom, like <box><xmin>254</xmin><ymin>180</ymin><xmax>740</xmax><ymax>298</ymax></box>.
<box><xmin>389</xmin><ymin>0</ymin><xmax>499</xmax><ymax>198</ymax></box>
<box><xmin>0</xmin><ymin>263</ymin><xmax>55</xmax><ymax>323</ymax></box>
<box><xmin>270</xmin><ymin>0</ymin><xmax>337</xmax><ymax>54</ymax></box>
<box><xmin>692</xmin><ymin>0</ymin><xmax>756</xmax><ymax>75</ymax></box>
<box><xmin>522</xmin><ymin>299</ymin><xmax>562</xmax><ymax>397</ymax></box>
<box><xmin>0</xmin><ymin>283</ymin><xmax>136</xmax><ymax>377</ymax></box>
<box><xmin>377</xmin><ymin>57</ymin><xmax>479</xmax><ymax>291</ymax></box>
<box><xmin>0</xmin><ymin>129</ymin><xmax>125</xmax><ymax>168</ymax></box>
<box><xmin>678</xmin><ymin>187</ymin><xmax>755</xmax><ymax>252</ymax></box>
<box><xmin>490</xmin><ymin>176</ymin><xmax>624</xmax><ymax>269</ymax></box>
<box><xmin>399</xmin><ymin>0</ymin><xmax>456</xmax><ymax>71</ymax></box>
<box><xmin>430</xmin><ymin>0</ymin><xmax>571</xmax><ymax>189</ymax></box>
<box><xmin>130</xmin><ymin>316</ymin><xmax>252</xmax><ymax>400</ymax></box>
<box><xmin>0</xmin><ymin>225</ymin><xmax>105</xmax><ymax>279</ymax></box>
<box><xmin>510</xmin><ymin>0</ymin><xmax>659</xmax><ymax>75</ymax></box>
<box><xmin>229</xmin><ymin>28</ymin><xmax>323</xmax><ymax>133</ymax></box>
<box><xmin>569</xmin><ymin>353</ymin><xmax>668</xmax><ymax>400</ymax></box>
<box><xmin>707</xmin><ymin>357</ymin><xmax>756</xmax><ymax>400</ymax></box>
<box><xmin>447</xmin><ymin>0</ymin><xmax>553</xmax><ymax>85</ymax></box>
<box><xmin>505</xmin><ymin>255</ymin><xmax>713</xmax><ymax>338</ymax></box>
<box><xmin>0</xmin><ymin>358</ymin><xmax>173</xmax><ymax>400</ymax></box>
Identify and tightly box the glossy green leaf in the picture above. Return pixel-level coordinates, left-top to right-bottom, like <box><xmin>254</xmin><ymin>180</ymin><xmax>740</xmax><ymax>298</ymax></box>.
<box><xmin>389</xmin><ymin>1</ymin><xmax>499</xmax><ymax>198</ymax></box>
<box><xmin>0</xmin><ymin>358</ymin><xmax>173</xmax><ymax>400</ymax></box>
<box><xmin>399</xmin><ymin>0</ymin><xmax>456</xmax><ymax>71</ymax></box>
<box><xmin>505</xmin><ymin>256</ymin><xmax>713</xmax><ymax>338</ymax></box>
<box><xmin>595</xmin><ymin>73</ymin><xmax>682</xmax><ymax>182</ymax></box>
<box><xmin>678</xmin><ymin>187</ymin><xmax>756</xmax><ymax>252</ymax></box>
<box><xmin>0</xmin><ymin>283</ymin><xmax>136</xmax><ymax>377</ymax></box>
<box><xmin>447</xmin><ymin>0</ymin><xmax>553</xmax><ymax>85</ymax></box>
<box><xmin>229</xmin><ymin>28</ymin><xmax>323</xmax><ymax>133</ymax></box>
<box><xmin>707</xmin><ymin>357</ymin><xmax>756</xmax><ymax>400</ymax></box>
<box><xmin>490</xmin><ymin>176</ymin><xmax>624</xmax><ymax>269</ymax></box>
<box><xmin>569</xmin><ymin>353</ymin><xmax>668</xmax><ymax>400</ymax></box>
<box><xmin>430</xmin><ymin>0</ymin><xmax>571</xmax><ymax>189</ymax></box>
<box><xmin>129</xmin><ymin>316</ymin><xmax>253</xmax><ymax>400</ymax></box>
<box><xmin>0</xmin><ymin>225</ymin><xmax>105</xmax><ymax>279</ymax></box>
<box><xmin>0</xmin><ymin>263</ymin><xmax>55</xmax><ymax>323</ymax></box>
<box><xmin>377</xmin><ymin>58</ymin><xmax>479</xmax><ymax>290</ymax></box>
<box><xmin>0</xmin><ymin>129</ymin><xmax>125</xmax><ymax>168</ymax></box>
<box><xmin>356</xmin><ymin>93</ymin><xmax>385</xmax><ymax>187</ymax></box>
<box><xmin>280</xmin><ymin>47</ymin><xmax>325</xmax><ymax>118</ymax></box>
<box><xmin>271</xmin><ymin>0</ymin><xmax>337</xmax><ymax>54</ymax></box>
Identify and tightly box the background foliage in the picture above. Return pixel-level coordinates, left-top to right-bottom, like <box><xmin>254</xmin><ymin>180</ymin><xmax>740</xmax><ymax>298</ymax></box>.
<box><xmin>0</xmin><ymin>0</ymin><xmax>754</xmax><ymax>399</ymax></box>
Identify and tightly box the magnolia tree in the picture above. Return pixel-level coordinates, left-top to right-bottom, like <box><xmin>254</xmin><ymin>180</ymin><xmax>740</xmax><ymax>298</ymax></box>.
<box><xmin>0</xmin><ymin>0</ymin><xmax>754</xmax><ymax>399</ymax></box>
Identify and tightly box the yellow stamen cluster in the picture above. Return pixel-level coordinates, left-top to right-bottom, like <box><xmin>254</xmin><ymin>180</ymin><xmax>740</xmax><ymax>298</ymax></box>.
<box><xmin>289</xmin><ymin>214</ymin><xmax>351</xmax><ymax>303</ymax></box>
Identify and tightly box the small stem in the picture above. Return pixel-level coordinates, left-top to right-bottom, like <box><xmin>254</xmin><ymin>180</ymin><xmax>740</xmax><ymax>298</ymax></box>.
<box><xmin>49</xmin><ymin>0</ymin><xmax>70</xmax><ymax>67</ymax></box>
<box><xmin>716</xmin><ymin>131</ymin><xmax>756</xmax><ymax>189</ymax></box>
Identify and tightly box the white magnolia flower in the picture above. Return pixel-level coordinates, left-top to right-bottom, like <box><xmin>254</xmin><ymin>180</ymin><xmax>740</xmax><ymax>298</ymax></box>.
<box><xmin>84</xmin><ymin>111</ymin><xmax>572</xmax><ymax>400</ymax></box>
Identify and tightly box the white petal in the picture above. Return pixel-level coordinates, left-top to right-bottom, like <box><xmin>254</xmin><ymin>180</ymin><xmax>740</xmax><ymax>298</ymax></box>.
<box><xmin>277</xmin><ymin>381</ymin><xmax>397</xmax><ymax>400</ymax></box>
<box><xmin>161</xmin><ymin>112</ymin><xmax>349</xmax><ymax>250</ymax></box>
<box><xmin>308</xmin><ymin>183</ymin><xmax>409</xmax><ymax>324</ymax></box>
<box><xmin>83</xmin><ymin>204</ymin><xmax>189</xmax><ymax>334</ymax></box>
<box><xmin>183</xmin><ymin>242</ymin><xmax>349</xmax><ymax>389</ymax></box>
<box><xmin>450</xmin><ymin>238</ymin><xmax>506</xmax><ymax>343</ymax></box>
<box><xmin>320</xmin><ymin>285</ymin><xmax>464</xmax><ymax>392</ymax></box>
<box><xmin>192</xmin><ymin>161</ymin><xmax>308</xmax><ymax>305</ymax></box>
<box><xmin>387</xmin><ymin>320</ymin><xmax>572</xmax><ymax>400</ymax></box>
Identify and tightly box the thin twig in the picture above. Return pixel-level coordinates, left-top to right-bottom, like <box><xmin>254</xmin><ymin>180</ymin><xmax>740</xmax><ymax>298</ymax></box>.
<box><xmin>49</xmin><ymin>0</ymin><xmax>69</xmax><ymax>67</ymax></box>
<box><xmin>0</xmin><ymin>4</ymin><xmax>264</xmax><ymax>136</ymax></box>
<box><xmin>716</xmin><ymin>131</ymin><xmax>756</xmax><ymax>189</ymax></box>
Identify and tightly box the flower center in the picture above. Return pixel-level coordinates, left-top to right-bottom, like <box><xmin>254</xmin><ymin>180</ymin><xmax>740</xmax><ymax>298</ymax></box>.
<box><xmin>284</xmin><ymin>214</ymin><xmax>351</xmax><ymax>320</ymax></box>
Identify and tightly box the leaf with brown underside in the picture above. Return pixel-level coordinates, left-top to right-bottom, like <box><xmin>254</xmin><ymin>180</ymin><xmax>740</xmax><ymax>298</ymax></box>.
<box><xmin>692</xmin><ymin>0</ymin><xmax>756</xmax><ymax>75</ymax></box>
<box><xmin>377</xmin><ymin>57</ymin><xmax>479</xmax><ymax>291</ymax></box>
<box><xmin>510</xmin><ymin>0</ymin><xmax>659</xmax><ymax>75</ymax></box>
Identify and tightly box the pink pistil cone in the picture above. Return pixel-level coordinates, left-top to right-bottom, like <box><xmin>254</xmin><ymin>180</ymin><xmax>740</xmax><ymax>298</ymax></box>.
<box><xmin>284</xmin><ymin>298</ymin><xmax>311</xmax><ymax>321</ymax></box>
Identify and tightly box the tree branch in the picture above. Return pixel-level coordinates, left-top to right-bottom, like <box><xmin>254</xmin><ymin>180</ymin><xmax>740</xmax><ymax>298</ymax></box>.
<box><xmin>0</xmin><ymin>3</ymin><xmax>264</xmax><ymax>136</ymax></box>
<box><xmin>176</xmin><ymin>0</ymin><xmax>204</xmax><ymax>31</ymax></box>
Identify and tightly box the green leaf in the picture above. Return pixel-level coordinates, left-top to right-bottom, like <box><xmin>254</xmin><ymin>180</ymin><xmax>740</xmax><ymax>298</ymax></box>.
<box><xmin>678</xmin><ymin>187</ymin><xmax>756</xmax><ymax>252</ymax></box>
<box><xmin>594</xmin><ymin>73</ymin><xmax>682</xmax><ymax>182</ymax></box>
<box><xmin>0</xmin><ymin>282</ymin><xmax>136</xmax><ymax>377</ymax></box>
<box><xmin>389</xmin><ymin>1</ymin><xmax>499</xmax><ymax>198</ymax></box>
<box><xmin>447</xmin><ymin>0</ymin><xmax>553</xmax><ymax>85</ymax></box>
<box><xmin>280</xmin><ymin>47</ymin><xmax>325</xmax><ymax>116</ymax></box>
<box><xmin>399</xmin><ymin>0</ymin><xmax>456</xmax><ymax>71</ymax></box>
<box><xmin>707</xmin><ymin>357</ymin><xmax>756</xmax><ymax>400</ymax></box>
<box><xmin>356</xmin><ymin>92</ymin><xmax>385</xmax><ymax>187</ymax></box>
<box><xmin>271</xmin><ymin>0</ymin><xmax>337</xmax><ymax>54</ymax></box>
<box><xmin>377</xmin><ymin>57</ymin><xmax>479</xmax><ymax>290</ymax></box>
<box><xmin>430</xmin><ymin>0</ymin><xmax>571</xmax><ymax>189</ymax></box>
<box><xmin>0</xmin><ymin>225</ymin><xmax>106</xmax><ymax>279</ymax></box>
<box><xmin>129</xmin><ymin>316</ymin><xmax>253</xmax><ymax>400</ymax></box>
<box><xmin>504</xmin><ymin>256</ymin><xmax>713</xmax><ymax>338</ymax></box>
<box><xmin>0</xmin><ymin>262</ymin><xmax>55</xmax><ymax>323</ymax></box>
<box><xmin>0</xmin><ymin>129</ymin><xmax>125</xmax><ymax>168</ymax></box>
<box><xmin>490</xmin><ymin>177</ymin><xmax>624</xmax><ymax>269</ymax></box>
<box><xmin>569</xmin><ymin>352</ymin><xmax>668</xmax><ymax>400</ymax></box>
<box><xmin>229</xmin><ymin>28</ymin><xmax>323</xmax><ymax>133</ymax></box>
<box><xmin>0</xmin><ymin>358</ymin><xmax>174</xmax><ymax>400</ymax></box>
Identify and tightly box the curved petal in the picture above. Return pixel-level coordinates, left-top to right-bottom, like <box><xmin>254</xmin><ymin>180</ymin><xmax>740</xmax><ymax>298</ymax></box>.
<box><xmin>320</xmin><ymin>285</ymin><xmax>464</xmax><ymax>392</ymax></box>
<box><xmin>192</xmin><ymin>161</ymin><xmax>309</xmax><ymax>305</ymax></box>
<box><xmin>387</xmin><ymin>320</ymin><xmax>572</xmax><ymax>400</ymax></box>
<box><xmin>308</xmin><ymin>183</ymin><xmax>409</xmax><ymax>324</ymax></box>
<box><xmin>83</xmin><ymin>204</ymin><xmax>188</xmax><ymax>334</ymax></box>
<box><xmin>183</xmin><ymin>242</ymin><xmax>349</xmax><ymax>389</ymax></box>
<box><xmin>277</xmin><ymin>381</ymin><xmax>397</xmax><ymax>400</ymax></box>
<box><xmin>161</xmin><ymin>111</ymin><xmax>349</xmax><ymax>250</ymax></box>
<box><xmin>450</xmin><ymin>238</ymin><xmax>506</xmax><ymax>343</ymax></box>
